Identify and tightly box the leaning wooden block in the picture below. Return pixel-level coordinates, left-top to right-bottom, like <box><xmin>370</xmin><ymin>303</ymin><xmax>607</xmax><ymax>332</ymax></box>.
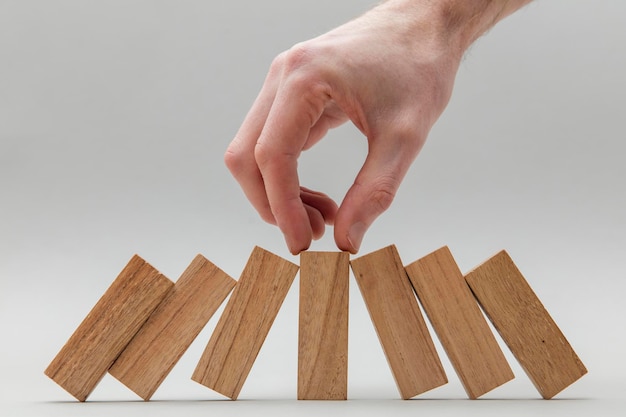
<box><xmin>464</xmin><ymin>250</ymin><xmax>587</xmax><ymax>399</ymax></box>
<box><xmin>350</xmin><ymin>245</ymin><xmax>447</xmax><ymax>399</ymax></box>
<box><xmin>109</xmin><ymin>254</ymin><xmax>236</xmax><ymax>400</ymax></box>
<box><xmin>298</xmin><ymin>251</ymin><xmax>349</xmax><ymax>400</ymax></box>
<box><xmin>44</xmin><ymin>255</ymin><xmax>174</xmax><ymax>401</ymax></box>
<box><xmin>405</xmin><ymin>246</ymin><xmax>514</xmax><ymax>399</ymax></box>
<box><xmin>191</xmin><ymin>246</ymin><xmax>299</xmax><ymax>399</ymax></box>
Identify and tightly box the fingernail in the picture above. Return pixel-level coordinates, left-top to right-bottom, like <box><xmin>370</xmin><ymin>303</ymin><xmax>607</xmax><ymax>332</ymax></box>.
<box><xmin>347</xmin><ymin>222</ymin><xmax>367</xmax><ymax>253</ymax></box>
<box><xmin>287</xmin><ymin>236</ymin><xmax>309</xmax><ymax>255</ymax></box>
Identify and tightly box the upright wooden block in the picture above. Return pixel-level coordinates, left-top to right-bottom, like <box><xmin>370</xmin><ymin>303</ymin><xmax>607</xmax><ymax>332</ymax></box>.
<box><xmin>464</xmin><ymin>250</ymin><xmax>587</xmax><ymax>399</ymax></box>
<box><xmin>350</xmin><ymin>245</ymin><xmax>447</xmax><ymax>399</ymax></box>
<box><xmin>298</xmin><ymin>251</ymin><xmax>349</xmax><ymax>400</ymax></box>
<box><xmin>405</xmin><ymin>246</ymin><xmax>514</xmax><ymax>399</ymax></box>
<box><xmin>44</xmin><ymin>255</ymin><xmax>174</xmax><ymax>401</ymax></box>
<box><xmin>109</xmin><ymin>254</ymin><xmax>237</xmax><ymax>400</ymax></box>
<box><xmin>191</xmin><ymin>246</ymin><xmax>299</xmax><ymax>399</ymax></box>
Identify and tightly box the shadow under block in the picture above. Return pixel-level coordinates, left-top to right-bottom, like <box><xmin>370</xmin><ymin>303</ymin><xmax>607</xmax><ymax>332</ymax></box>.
<box><xmin>109</xmin><ymin>254</ymin><xmax>237</xmax><ymax>400</ymax></box>
<box><xmin>350</xmin><ymin>245</ymin><xmax>447</xmax><ymax>399</ymax></box>
<box><xmin>191</xmin><ymin>246</ymin><xmax>299</xmax><ymax>399</ymax></box>
<box><xmin>464</xmin><ymin>251</ymin><xmax>587</xmax><ymax>399</ymax></box>
<box><xmin>298</xmin><ymin>251</ymin><xmax>349</xmax><ymax>400</ymax></box>
<box><xmin>405</xmin><ymin>246</ymin><xmax>514</xmax><ymax>399</ymax></box>
<box><xmin>44</xmin><ymin>255</ymin><xmax>174</xmax><ymax>402</ymax></box>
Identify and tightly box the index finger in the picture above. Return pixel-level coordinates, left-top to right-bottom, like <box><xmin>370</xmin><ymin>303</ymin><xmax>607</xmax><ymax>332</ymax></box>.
<box><xmin>254</xmin><ymin>78</ymin><xmax>330</xmax><ymax>254</ymax></box>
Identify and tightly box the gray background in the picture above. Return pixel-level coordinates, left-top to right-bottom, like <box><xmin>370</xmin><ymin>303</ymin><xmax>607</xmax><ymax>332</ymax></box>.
<box><xmin>1</xmin><ymin>1</ymin><xmax>624</xmax><ymax>416</ymax></box>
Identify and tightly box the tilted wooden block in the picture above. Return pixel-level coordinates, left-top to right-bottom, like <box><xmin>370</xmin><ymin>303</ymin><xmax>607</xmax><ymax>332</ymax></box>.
<box><xmin>191</xmin><ymin>246</ymin><xmax>299</xmax><ymax>399</ymax></box>
<box><xmin>44</xmin><ymin>255</ymin><xmax>174</xmax><ymax>401</ymax></box>
<box><xmin>298</xmin><ymin>251</ymin><xmax>349</xmax><ymax>400</ymax></box>
<box><xmin>109</xmin><ymin>254</ymin><xmax>237</xmax><ymax>400</ymax></box>
<box><xmin>405</xmin><ymin>246</ymin><xmax>514</xmax><ymax>399</ymax></box>
<box><xmin>464</xmin><ymin>250</ymin><xmax>587</xmax><ymax>399</ymax></box>
<box><xmin>350</xmin><ymin>245</ymin><xmax>447</xmax><ymax>399</ymax></box>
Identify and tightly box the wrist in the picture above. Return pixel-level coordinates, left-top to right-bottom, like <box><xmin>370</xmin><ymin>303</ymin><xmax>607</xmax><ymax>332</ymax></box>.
<box><xmin>378</xmin><ymin>0</ymin><xmax>532</xmax><ymax>55</ymax></box>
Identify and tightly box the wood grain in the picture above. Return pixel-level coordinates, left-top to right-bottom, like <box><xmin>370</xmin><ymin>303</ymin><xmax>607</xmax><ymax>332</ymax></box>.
<box><xmin>464</xmin><ymin>250</ymin><xmax>587</xmax><ymax>399</ymax></box>
<box><xmin>191</xmin><ymin>246</ymin><xmax>299</xmax><ymax>399</ymax></box>
<box><xmin>44</xmin><ymin>255</ymin><xmax>174</xmax><ymax>401</ymax></box>
<box><xmin>405</xmin><ymin>246</ymin><xmax>514</xmax><ymax>399</ymax></box>
<box><xmin>350</xmin><ymin>245</ymin><xmax>447</xmax><ymax>399</ymax></box>
<box><xmin>298</xmin><ymin>251</ymin><xmax>349</xmax><ymax>400</ymax></box>
<box><xmin>109</xmin><ymin>254</ymin><xmax>236</xmax><ymax>400</ymax></box>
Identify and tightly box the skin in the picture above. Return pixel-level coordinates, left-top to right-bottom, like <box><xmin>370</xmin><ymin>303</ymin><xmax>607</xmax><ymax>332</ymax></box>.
<box><xmin>225</xmin><ymin>0</ymin><xmax>533</xmax><ymax>254</ymax></box>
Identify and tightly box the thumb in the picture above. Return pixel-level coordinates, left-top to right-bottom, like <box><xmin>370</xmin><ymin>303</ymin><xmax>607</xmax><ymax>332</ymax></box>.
<box><xmin>334</xmin><ymin>129</ymin><xmax>423</xmax><ymax>253</ymax></box>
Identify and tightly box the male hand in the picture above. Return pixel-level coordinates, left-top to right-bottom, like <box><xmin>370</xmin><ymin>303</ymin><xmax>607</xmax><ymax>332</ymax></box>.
<box><xmin>225</xmin><ymin>0</ymin><xmax>528</xmax><ymax>254</ymax></box>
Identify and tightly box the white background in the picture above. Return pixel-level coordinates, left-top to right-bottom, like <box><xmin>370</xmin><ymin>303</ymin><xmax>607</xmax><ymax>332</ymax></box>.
<box><xmin>1</xmin><ymin>1</ymin><xmax>625</xmax><ymax>416</ymax></box>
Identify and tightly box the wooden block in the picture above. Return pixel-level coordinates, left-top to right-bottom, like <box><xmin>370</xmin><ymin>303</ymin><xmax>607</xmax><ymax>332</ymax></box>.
<box><xmin>298</xmin><ymin>251</ymin><xmax>349</xmax><ymax>400</ymax></box>
<box><xmin>44</xmin><ymin>255</ymin><xmax>174</xmax><ymax>401</ymax></box>
<box><xmin>191</xmin><ymin>246</ymin><xmax>299</xmax><ymax>399</ymax></box>
<box><xmin>109</xmin><ymin>254</ymin><xmax>236</xmax><ymax>400</ymax></box>
<box><xmin>350</xmin><ymin>245</ymin><xmax>447</xmax><ymax>399</ymax></box>
<box><xmin>405</xmin><ymin>246</ymin><xmax>514</xmax><ymax>399</ymax></box>
<box><xmin>464</xmin><ymin>250</ymin><xmax>587</xmax><ymax>399</ymax></box>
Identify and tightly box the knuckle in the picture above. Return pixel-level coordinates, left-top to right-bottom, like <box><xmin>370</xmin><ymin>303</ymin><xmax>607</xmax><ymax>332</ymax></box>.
<box><xmin>279</xmin><ymin>43</ymin><xmax>329</xmax><ymax>93</ymax></box>
<box><xmin>387</xmin><ymin>117</ymin><xmax>428</xmax><ymax>155</ymax></box>
<box><xmin>224</xmin><ymin>144</ymin><xmax>245</xmax><ymax>174</ymax></box>
<box><xmin>269</xmin><ymin>42</ymin><xmax>316</xmax><ymax>80</ymax></box>
<box><xmin>253</xmin><ymin>141</ymin><xmax>271</xmax><ymax>167</ymax></box>
<box><xmin>368</xmin><ymin>178</ymin><xmax>398</xmax><ymax>213</ymax></box>
<box><xmin>269</xmin><ymin>50</ymin><xmax>288</xmax><ymax>77</ymax></box>
<box><xmin>283</xmin><ymin>42</ymin><xmax>315</xmax><ymax>72</ymax></box>
<box><xmin>254</xmin><ymin>141</ymin><xmax>295</xmax><ymax>170</ymax></box>
<box><xmin>389</xmin><ymin>114</ymin><xmax>422</xmax><ymax>139</ymax></box>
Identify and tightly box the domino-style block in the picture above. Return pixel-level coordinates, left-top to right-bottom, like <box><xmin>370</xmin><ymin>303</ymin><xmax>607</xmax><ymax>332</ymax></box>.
<box><xmin>109</xmin><ymin>254</ymin><xmax>237</xmax><ymax>400</ymax></box>
<box><xmin>44</xmin><ymin>255</ymin><xmax>174</xmax><ymax>401</ymax></box>
<box><xmin>464</xmin><ymin>250</ymin><xmax>587</xmax><ymax>399</ymax></box>
<box><xmin>405</xmin><ymin>246</ymin><xmax>514</xmax><ymax>399</ymax></box>
<box><xmin>298</xmin><ymin>251</ymin><xmax>349</xmax><ymax>400</ymax></box>
<box><xmin>191</xmin><ymin>246</ymin><xmax>299</xmax><ymax>399</ymax></box>
<box><xmin>350</xmin><ymin>245</ymin><xmax>447</xmax><ymax>399</ymax></box>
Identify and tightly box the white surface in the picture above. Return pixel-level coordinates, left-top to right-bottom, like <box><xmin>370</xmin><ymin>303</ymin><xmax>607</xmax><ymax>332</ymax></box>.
<box><xmin>1</xmin><ymin>1</ymin><xmax>625</xmax><ymax>416</ymax></box>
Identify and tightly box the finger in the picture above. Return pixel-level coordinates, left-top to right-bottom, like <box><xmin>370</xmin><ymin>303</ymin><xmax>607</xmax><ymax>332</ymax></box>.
<box><xmin>304</xmin><ymin>204</ymin><xmax>326</xmax><ymax>240</ymax></box>
<box><xmin>300</xmin><ymin>187</ymin><xmax>338</xmax><ymax>225</ymax></box>
<box><xmin>224</xmin><ymin>62</ymin><xmax>283</xmax><ymax>225</ymax></box>
<box><xmin>255</xmin><ymin>77</ymin><xmax>331</xmax><ymax>254</ymax></box>
<box><xmin>334</xmin><ymin>124</ymin><xmax>425</xmax><ymax>253</ymax></box>
<box><xmin>224</xmin><ymin>141</ymin><xmax>275</xmax><ymax>225</ymax></box>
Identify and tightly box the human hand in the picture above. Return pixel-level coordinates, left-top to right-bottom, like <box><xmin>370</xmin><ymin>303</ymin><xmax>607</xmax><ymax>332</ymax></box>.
<box><xmin>225</xmin><ymin>0</ymin><xmax>527</xmax><ymax>254</ymax></box>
